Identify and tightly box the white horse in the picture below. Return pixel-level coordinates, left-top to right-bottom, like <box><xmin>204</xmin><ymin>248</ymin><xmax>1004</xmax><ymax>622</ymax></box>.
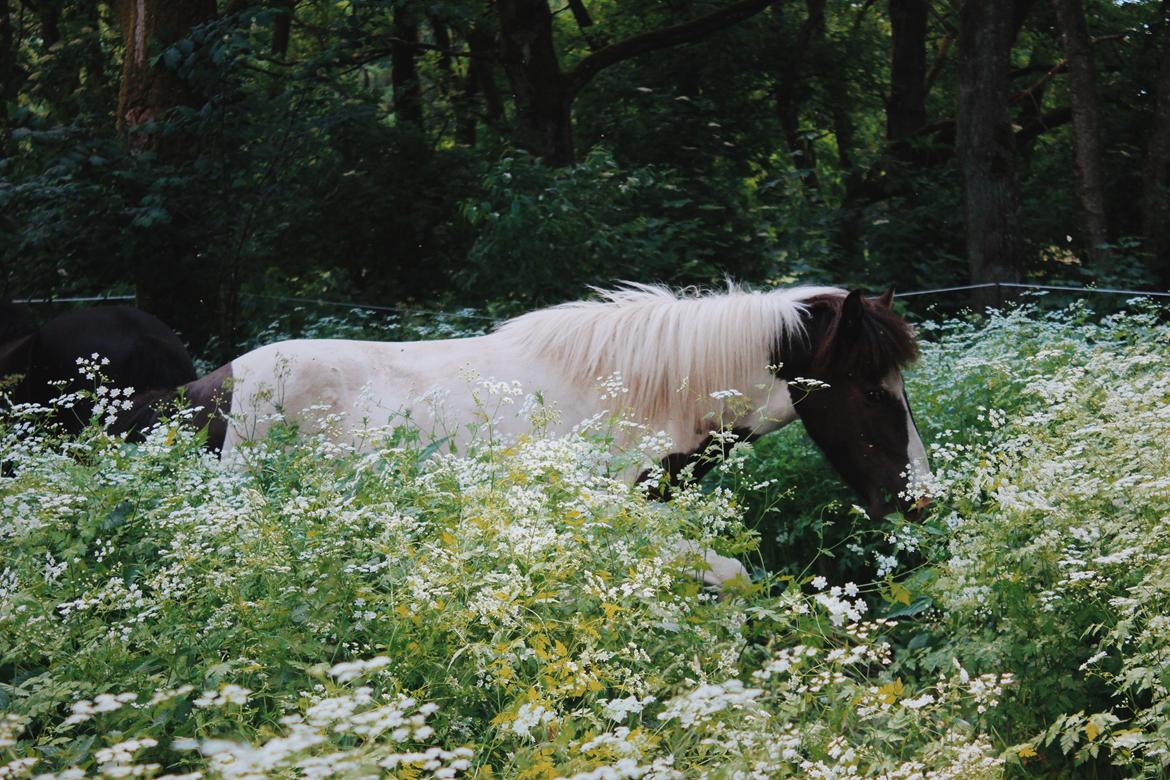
<box><xmin>127</xmin><ymin>283</ymin><xmax>929</xmax><ymax>520</ymax></box>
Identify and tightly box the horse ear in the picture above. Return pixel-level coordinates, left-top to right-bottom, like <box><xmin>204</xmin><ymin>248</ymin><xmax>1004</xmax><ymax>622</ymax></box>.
<box><xmin>839</xmin><ymin>289</ymin><xmax>865</xmax><ymax>340</ymax></box>
<box><xmin>876</xmin><ymin>287</ymin><xmax>894</xmax><ymax>309</ymax></box>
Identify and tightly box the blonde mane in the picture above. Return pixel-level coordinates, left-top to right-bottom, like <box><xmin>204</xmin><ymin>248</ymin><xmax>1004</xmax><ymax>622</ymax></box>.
<box><xmin>495</xmin><ymin>282</ymin><xmax>844</xmax><ymax>429</ymax></box>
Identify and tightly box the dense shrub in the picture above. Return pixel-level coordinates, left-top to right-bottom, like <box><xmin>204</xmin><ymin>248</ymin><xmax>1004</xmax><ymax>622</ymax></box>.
<box><xmin>459</xmin><ymin>149</ymin><xmax>771</xmax><ymax>303</ymax></box>
<box><xmin>910</xmin><ymin>301</ymin><xmax>1170</xmax><ymax>777</ymax></box>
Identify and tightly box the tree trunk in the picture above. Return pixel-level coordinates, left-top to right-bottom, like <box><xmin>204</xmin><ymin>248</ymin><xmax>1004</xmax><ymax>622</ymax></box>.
<box><xmin>1143</xmin><ymin>1</ymin><xmax>1170</xmax><ymax>283</ymax></box>
<box><xmin>958</xmin><ymin>0</ymin><xmax>1023</xmax><ymax>306</ymax></box>
<box><xmin>115</xmin><ymin>0</ymin><xmax>219</xmax><ymax>353</ymax></box>
<box><xmin>1052</xmin><ymin>0</ymin><xmax>1109</xmax><ymax>263</ymax></box>
<box><xmin>0</xmin><ymin>0</ymin><xmax>14</xmax><ymax>157</ymax></box>
<box><xmin>887</xmin><ymin>0</ymin><xmax>928</xmax><ymax>144</ymax></box>
<box><xmin>37</xmin><ymin>0</ymin><xmax>61</xmax><ymax>49</ymax></box>
<box><xmin>467</xmin><ymin>24</ymin><xmax>505</xmax><ymax>135</ymax></box>
<box><xmin>115</xmin><ymin>0</ymin><xmax>215</xmax><ymax>150</ymax></box>
<box><xmin>496</xmin><ymin>0</ymin><xmax>574</xmax><ymax>165</ymax></box>
<box><xmin>272</xmin><ymin>0</ymin><xmax>294</xmax><ymax>57</ymax></box>
<box><xmin>496</xmin><ymin>0</ymin><xmax>779</xmax><ymax>166</ymax></box>
<box><xmin>774</xmin><ymin>0</ymin><xmax>825</xmax><ymax>192</ymax></box>
<box><xmin>391</xmin><ymin>7</ymin><xmax>424</xmax><ymax>129</ymax></box>
<box><xmin>429</xmin><ymin>14</ymin><xmax>453</xmax><ymax>87</ymax></box>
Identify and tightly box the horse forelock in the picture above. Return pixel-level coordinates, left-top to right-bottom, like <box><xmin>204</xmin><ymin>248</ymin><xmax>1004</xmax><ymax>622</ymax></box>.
<box><xmin>495</xmin><ymin>282</ymin><xmax>843</xmax><ymax>428</ymax></box>
<box><xmin>810</xmin><ymin>294</ymin><xmax>919</xmax><ymax>378</ymax></box>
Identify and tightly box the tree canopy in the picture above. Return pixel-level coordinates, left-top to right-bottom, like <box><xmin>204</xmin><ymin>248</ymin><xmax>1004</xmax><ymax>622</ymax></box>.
<box><xmin>1</xmin><ymin>0</ymin><xmax>1167</xmax><ymax>353</ymax></box>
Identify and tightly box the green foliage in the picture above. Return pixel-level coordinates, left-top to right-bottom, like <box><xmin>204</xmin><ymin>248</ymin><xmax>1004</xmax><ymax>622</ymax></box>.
<box><xmin>460</xmin><ymin>149</ymin><xmax>769</xmax><ymax>301</ymax></box>
<box><xmin>5</xmin><ymin>0</ymin><xmax>1169</xmax><ymax>339</ymax></box>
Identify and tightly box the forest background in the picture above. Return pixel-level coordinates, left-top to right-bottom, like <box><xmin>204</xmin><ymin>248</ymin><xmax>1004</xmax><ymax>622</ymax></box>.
<box><xmin>2</xmin><ymin>0</ymin><xmax>1169</xmax><ymax>357</ymax></box>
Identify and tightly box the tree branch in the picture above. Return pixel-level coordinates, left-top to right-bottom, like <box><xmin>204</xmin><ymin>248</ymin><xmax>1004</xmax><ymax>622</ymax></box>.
<box><xmin>563</xmin><ymin>0</ymin><xmax>780</xmax><ymax>98</ymax></box>
<box><xmin>1013</xmin><ymin>31</ymin><xmax>1128</xmax><ymax>107</ymax></box>
<box><xmin>924</xmin><ymin>32</ymin><xmax>954</xmax><ymax>97</ymax></box>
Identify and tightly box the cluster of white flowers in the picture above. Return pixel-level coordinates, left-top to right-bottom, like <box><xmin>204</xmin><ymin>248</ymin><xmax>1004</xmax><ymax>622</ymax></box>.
<box><xmin>813</xmin><ymin>589</ymin><xmax>869</xmax><ymax>627</ymax></box>
<box><xmin>94</xmin><ymin>738</ymin><xmax>159</xmax><ymax>778</ymax></box>
<box><xmin>599</xmin><ymin>694</ymin><xmax>657</xmax><ymax>722</ymax></box>
<box><xmin>91</xmin><ymin>385</ymin><xmax>136</xmax><ymax>427</ymax></box>
<box><xmin>0</xmin><ymin>714</ymin><xmax>26</xmax><ymax>749</ymax></box>
<box><xmin>183</xmin><ymin>687</ymin><xmax>457</xmax><ymax>779</ymax></box>
<box><xmin>788</xmin><ymin>377</ymin><xmax>830</xmax><ymax>392</ymax></box>
<box><xmin>327</xmin><ymin>655</ymin><xmax>391</xmax><ymax>683</ymax></box>
<box><xmin>62</xmin><ymin>693</ymin><xmax>138</xmax><ymax>726</ymax></box>
<box><xmin>507</xmin><ymin>702</ymin><xmax>556</xmax><ymax>740</ymax></box>
<box><xmin>656</xmin><ymin>680</ymin><xmax>761</xmax><ymax>728</ymax></box>
<box><xmin>596</xmin><ymin>372</ymin><xmax>631</xmax><ymax>402</ymax></box>
<box><xmin>192</xmin><ymin>684</ymin><xmax>251</xmax><ymax>709</ymax></box>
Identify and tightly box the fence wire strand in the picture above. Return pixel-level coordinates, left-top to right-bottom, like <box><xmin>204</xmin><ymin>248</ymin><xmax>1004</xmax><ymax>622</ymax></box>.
<box><xmin>13</xmin><ymin>282</ymin><xmax>1170</xmax><ymax>320</ymax></box>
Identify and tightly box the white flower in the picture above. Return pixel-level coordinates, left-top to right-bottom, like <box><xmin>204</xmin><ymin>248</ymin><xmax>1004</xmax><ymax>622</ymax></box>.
<box><xmin>600</xmin><ymin>695</ymin><xmax>656</xmax><ymax>722</ymax></box>
<box><xmin>508</xmin><ymin>703</ymin><xmax>555</xmax><ymax>740</ymax></box>
<box><xmin>328</xmin><ymin>656</ymin><xmax>391</xmax><ymax>683</ymax></box>
<box><xmin>901</xmin><ymin>694</ymin><xmax>935</xmax><ymax>710</ymax></box>
<box><xmin>193</xmin><ymin>684</ymin><xmax>251</xmax><ymax>708</ymax></box>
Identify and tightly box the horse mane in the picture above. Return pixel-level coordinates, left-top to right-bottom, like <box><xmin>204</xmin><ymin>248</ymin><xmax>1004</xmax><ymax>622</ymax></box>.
<box><xmin>495</xmin><ymin>282</ymin><xmax>844</xmax><ymax>429</ymax></box>
<box><xmin>806</xmin><ymin>293</ymin><xmax>920</xmax><ymax>378</ymax></box>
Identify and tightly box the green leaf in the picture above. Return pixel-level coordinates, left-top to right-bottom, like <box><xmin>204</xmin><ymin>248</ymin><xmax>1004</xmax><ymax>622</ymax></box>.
<box><xmin>417</xmin><ymin>435</ymin><xmax>452</xmax><ymax>463</ymax></box>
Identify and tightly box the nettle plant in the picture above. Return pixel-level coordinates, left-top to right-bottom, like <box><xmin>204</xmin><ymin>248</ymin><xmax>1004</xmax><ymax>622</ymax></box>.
<box><xmin>0</xmin><ymin>363</ymin><xmax>1009</xmax><ymax>778</ymax></box>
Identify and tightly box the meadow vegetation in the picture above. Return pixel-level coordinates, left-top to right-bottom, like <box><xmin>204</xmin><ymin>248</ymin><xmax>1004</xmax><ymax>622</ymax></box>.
<box><xmin>1</xmin><ymin>300</ymin><xmax>1168</xmax><ymax>778</ymax></box>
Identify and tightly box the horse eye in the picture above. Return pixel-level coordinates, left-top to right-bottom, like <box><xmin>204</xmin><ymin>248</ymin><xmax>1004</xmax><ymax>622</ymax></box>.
<box><xmin>864</xmin><ymin>389</ymin><xmax>885</xmax><ymax>403</ymax></box>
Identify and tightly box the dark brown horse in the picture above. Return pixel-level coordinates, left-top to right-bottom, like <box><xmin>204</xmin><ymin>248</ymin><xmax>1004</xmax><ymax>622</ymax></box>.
<box><xmin>0</xmin><ymin>304</ymin><xmax>196</xmax><ymax>433</ymax></box>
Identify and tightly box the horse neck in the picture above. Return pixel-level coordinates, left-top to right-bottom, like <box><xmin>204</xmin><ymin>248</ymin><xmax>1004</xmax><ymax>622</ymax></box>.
<box><xmin>615</xmin><ymin>365</ymin><xmax>795</xmax><ymax>455</ymax></box>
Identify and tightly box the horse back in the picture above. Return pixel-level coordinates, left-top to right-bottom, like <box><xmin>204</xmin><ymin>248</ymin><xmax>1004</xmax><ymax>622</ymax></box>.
<box><xmin>31</xmin><ymin>306</ymin><xmax>196</xmax><ymax>392</ymax></box>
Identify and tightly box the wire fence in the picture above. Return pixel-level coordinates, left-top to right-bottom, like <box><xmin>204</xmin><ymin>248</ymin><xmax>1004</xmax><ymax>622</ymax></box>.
<box><xmin>12</xmin><ymin>281</ymin><xmax>1170</xmax><ymax>323</ymax></box>
<box><xmin>894</xmin><ymin>281</ymin><xmax>1170</xmax><ymax>299</ymax></box>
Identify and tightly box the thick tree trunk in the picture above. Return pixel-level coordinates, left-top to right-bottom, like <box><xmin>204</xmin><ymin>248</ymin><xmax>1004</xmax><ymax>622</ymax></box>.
<box><xmin>1052</xmin><ymin>0</ymin><xmax>1109</xmax><ymax>263</ymax></box>
<box><xmin>456</xmin><ymin>24</ymin><xmax>504</xmax><ymax>145</ymax></box>
<box><xmin>1143</xmin><ymin>1</ymin><xmax>1170</xmax><ymax>283</ymax></box>
<box><xmin>391</xmin><ymin>8</ymin><xmax>424</xmax><ymax>129</ymax></box>
<box><xmin>115</xmin><ymin>0</ymin><xmax>215</xmax><ymax>151</ymax></box>
<box><xmin>496</xmin><ymin>0</ymin><xmax>574</xmax><ymax>165</ymax></box>
<box><xmin>429</xmin><ymin>14</ymin><xmax>453</xmax><ymax>85</ymax></box>
<box><xmin>115</xmin><ymin>0</ymin><xmax>219</xmax><ymax>353</ymax></box>
<box><xmin>958</xmin><ymin>0</ymin><xmax>1023</xmax><ymax>306</ymax></box>
<box><xmin>887</xmin><ymin>0</ymin><xmax>928</xmax><ymax>144</ymax></box>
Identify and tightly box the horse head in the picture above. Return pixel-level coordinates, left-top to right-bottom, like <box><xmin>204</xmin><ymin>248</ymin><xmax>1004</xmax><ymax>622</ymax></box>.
<box><xmin>779</xmin><ymin>289</ymin><xmax>931</xmax><ymax>521</ymax></box>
